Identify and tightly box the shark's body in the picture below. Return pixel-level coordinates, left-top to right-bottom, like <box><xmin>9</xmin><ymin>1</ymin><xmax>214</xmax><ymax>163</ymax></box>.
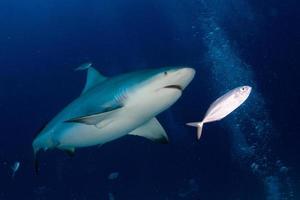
<box><xmin>33</xmin><ymin>65</ymin><xmax>195</xmax><ymax>172</ymax></box>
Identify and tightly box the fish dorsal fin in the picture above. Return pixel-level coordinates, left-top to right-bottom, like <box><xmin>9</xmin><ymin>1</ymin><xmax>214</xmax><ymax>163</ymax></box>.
<box><xmin>75</xmin><ymin>63</ymin><xmax>107</xmax><ymax>94</ymax></box>
<box><xmin>128</xmin><ymin>118</ymin><xmax>169</xmax><ymax>144</ymax></box>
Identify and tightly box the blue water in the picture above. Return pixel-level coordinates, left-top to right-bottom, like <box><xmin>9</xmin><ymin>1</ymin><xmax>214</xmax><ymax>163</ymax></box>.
<box><xmin>0</xmin><ymin>0</ymin><xmax>299</xmax><ymax>199</ymax></box>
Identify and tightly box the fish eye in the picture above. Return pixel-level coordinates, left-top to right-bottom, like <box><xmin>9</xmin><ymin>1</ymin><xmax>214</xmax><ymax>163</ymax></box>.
<box><xmin>164</xmin><ymin>72</ymin><xmax>168</xmax><ymax>76</ymax></box>
<box><xmin>241</xmin><ymin>87</ymin><xmax>245</xmax><ymax>91</ymax></box>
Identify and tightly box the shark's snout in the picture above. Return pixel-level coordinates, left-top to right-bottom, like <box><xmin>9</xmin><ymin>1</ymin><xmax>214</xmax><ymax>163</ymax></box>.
<box><xmin>178</xmin><ymin>67</ymin><xmax>196</xmax><ymax>75</ymax></box>
<box><xmin>174</xmin><ymin>67</ymin><xmax>195</xmax><ymax>90</ymax></box>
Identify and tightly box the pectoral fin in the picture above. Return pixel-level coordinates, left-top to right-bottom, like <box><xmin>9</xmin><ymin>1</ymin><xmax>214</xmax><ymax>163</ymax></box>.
<box><xmin>129</xmin><ymin>118</ymin><xmax>169</xmax><ymax>144</ymax></box>
<box><xmin>65</xmin><ymin>106</ymin><xmax>122</xmax><ymax>126</ymax></box>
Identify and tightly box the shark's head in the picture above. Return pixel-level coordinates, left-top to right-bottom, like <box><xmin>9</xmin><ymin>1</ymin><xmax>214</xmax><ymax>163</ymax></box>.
<box><xmin>127</xmin><ymin>67</ymin><xmax>195</xmax><ymax>116</ymax></box>
<box><xmin>146</xmin><ymin>67</ymin><xmax>196</xmax><ymax>92</ymax></box>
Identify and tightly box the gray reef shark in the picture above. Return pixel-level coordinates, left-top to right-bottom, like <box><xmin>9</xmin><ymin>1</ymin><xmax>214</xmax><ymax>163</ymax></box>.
<box><xmin>32</xmin><ymin>65</ymin><xmax>195</xmax><ymax>173</ymax></box>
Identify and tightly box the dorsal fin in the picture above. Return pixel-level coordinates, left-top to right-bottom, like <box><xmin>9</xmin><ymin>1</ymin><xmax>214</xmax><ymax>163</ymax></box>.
<box><xmin>82</xmin><ymin>67</ymin><xmax>107</xmax><ymax>94</ymax></box>
<box><xmin>75</xmin><ymin>63</ymin><xmax>107</xmax><ymax>94</ymax></box>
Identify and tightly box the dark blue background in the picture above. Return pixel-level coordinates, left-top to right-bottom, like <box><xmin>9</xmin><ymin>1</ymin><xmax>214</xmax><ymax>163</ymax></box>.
<box><xmin>0</xmin><ymin>0</ymin><xmax>299</xmax><ymax>199</ymax></box>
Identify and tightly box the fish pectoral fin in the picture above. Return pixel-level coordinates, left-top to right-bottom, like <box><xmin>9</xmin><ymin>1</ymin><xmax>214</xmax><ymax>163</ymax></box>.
<box><xmin>128</xmin><ymin>118</ymin><xmax>169</xmax><ymax>144</ymax></box>
<box><xmin>65</xmin><ymin>107</ymin><xmax>122</xmax><ymax>126</ymax></box>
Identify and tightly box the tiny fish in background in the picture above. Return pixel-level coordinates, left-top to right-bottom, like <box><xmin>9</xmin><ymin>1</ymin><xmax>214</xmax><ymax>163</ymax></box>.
<box><xmin>187</xmin><ymin>86</ymin><xmax>252</xmax><ymax>140</ymax></box>
<box><xmin>74</xmin><ymin>62</ymin><xmax>93</xmax><ymax>71</ymax></box>
<box><xmin>108</xmin><ymin>192</ymin><xmax>115</xmax><ymax>200</ymax></box>
<box><xmin>108</xmin><ymin>172</ymin><xmax>119</xmax><ymax>180</ymax></box>
<box><xmin>11</xmin><ymin>161</ymin><xmax>20</xmax><ymax>178</ymax></box>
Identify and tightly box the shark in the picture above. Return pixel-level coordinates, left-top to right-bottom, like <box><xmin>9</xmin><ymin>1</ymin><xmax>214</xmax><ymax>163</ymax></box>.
<box><xmin>32</xmin><ymin>65</ymin><xmax>195</xmax><ymax>173</ymax></box>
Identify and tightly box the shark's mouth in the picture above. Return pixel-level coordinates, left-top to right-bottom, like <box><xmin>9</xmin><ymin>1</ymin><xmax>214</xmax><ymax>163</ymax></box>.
<box><xmin>164</xmin><ymin>85</ymin><xmax>183</xmax><ymax>91</ymax></box>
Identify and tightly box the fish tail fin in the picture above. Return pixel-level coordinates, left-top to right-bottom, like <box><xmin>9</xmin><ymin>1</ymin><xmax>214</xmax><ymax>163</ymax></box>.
<box><xmin>186</xmin><ymin>121</ymin><xmax>204</xmax><ymax>140</ymax></box>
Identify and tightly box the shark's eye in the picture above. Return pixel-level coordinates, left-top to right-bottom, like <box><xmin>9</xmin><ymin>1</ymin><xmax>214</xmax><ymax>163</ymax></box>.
<box><xmin>164</xmin><ymin>72</ymin><xmax>168</xmax><ymax>76</ymax></box>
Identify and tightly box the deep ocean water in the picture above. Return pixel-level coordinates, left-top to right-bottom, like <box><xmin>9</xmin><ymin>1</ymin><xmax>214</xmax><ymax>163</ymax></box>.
<box><xmin>0</xmin><ymin>0</ymin><xmax>299</xmax><ymax>199</ymax></box>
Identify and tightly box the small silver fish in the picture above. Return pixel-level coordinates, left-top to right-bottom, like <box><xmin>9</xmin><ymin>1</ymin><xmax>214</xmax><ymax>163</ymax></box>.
<box><xmin>108</xmin><ymin>172</ymin><xmax>119</xmax><ymax>180</ymax></box>
<box><xmin>11</xmin><ymin>161</ymin><xmax>20</xmax><ymax>178</ymax></box>
<box><xmin>187</xmin><ymin>86</ymin><xmax>252</xmax><ymax>140</ymax></box>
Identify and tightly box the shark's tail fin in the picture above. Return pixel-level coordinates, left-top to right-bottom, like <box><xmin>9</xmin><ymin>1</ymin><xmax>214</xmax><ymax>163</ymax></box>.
<box><xmin>11</xmin><ymin>169</ymin><xmax>16</xmax><ymax>179</ymax></box>
<box><xmin>186</xmin><ymin>122</ymin><xmax>204</xmax><ymax>140</ymax></box>
<box><xmin>11</xmin><ymin>172</ymin><xmax>15</xmax><ymax>179</ymax></box>
<box><xmin>33</xmin><ymin>148</ymin><xmax>40</xmax><ymax>175</ymax></box>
